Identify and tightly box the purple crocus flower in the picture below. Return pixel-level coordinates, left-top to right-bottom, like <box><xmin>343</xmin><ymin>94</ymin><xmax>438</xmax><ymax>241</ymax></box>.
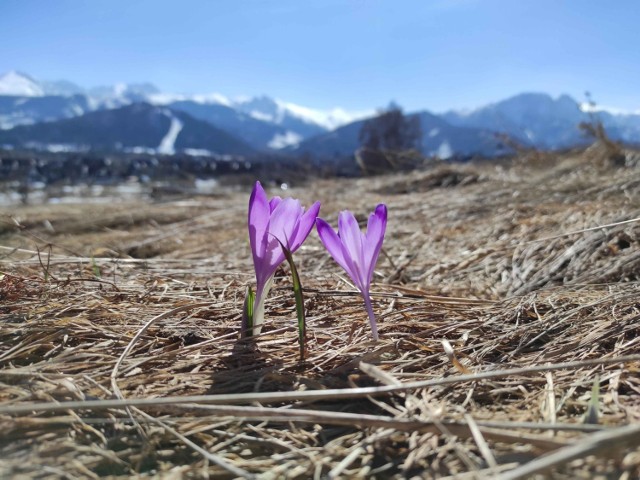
<box><xmin>316</xmin><ymin>204</ymin><xmax>387</xmax><ymax>341</ymax></box>
<box><xmin>247</xmin><ymin>181</ymin><xmax>321</xmax><ymax>335</ymax></box>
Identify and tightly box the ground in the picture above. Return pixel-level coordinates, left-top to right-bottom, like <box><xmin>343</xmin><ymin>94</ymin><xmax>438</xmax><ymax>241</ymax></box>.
<box><xmin>1</xmin><ymin>147</ymin><xmax>640</xmax><ymax>479</ymax></box>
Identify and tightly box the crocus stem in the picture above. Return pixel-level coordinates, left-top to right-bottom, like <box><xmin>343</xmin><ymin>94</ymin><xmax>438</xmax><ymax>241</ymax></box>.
<box><xmin>362</xmin><ymin>293</ymin><xmax>379</xmax><ymax>342</ymax></box>
<box><xmin>252</xmin><ymin>275</ymin><xmax>274</xmax><ymax>336</ymax></box>
<box><xmin>278</xmin><ymin>241</ymin><xmax>306</xmax><ymax>362</ymax></box>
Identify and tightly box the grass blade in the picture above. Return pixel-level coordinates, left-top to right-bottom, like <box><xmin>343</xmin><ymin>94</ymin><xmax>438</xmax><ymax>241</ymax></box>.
<box><xmin>241</xmin><ymin>285</ymin><xmax>255</xmax><ymax>338</ymax></box>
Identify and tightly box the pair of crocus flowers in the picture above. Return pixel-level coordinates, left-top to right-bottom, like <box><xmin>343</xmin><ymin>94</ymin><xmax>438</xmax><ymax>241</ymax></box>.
<box><xmin>246</xmin><ymin>181</ymin><xmax>387</xmax><ymax>341</ymax></box>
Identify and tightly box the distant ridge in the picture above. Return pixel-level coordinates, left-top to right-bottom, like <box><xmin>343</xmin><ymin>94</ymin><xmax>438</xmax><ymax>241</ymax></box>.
<box><xmin>0</xmin><ymin>103</ymin><xmax>255</xmax><ymax>156</ymax></box>
<box><xmin>0</xmin><ymin>71</ymin><xmax>370</xmax><ymax>151</ymax></box>
<box><xmin>2</xmin><ymin>71</ymin><xmax>640</xmax><ymax>158</ymax></box>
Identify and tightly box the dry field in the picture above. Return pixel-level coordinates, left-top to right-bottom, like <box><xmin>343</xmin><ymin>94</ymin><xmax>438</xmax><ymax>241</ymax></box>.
<box><xmin>1</xmin><ymin>147</ymin><xmax>640</xmax><ymax>479</ymax></box>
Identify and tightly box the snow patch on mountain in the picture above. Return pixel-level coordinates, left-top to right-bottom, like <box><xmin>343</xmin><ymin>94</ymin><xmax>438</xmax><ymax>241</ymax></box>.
<box><xmin>579</xmin><ymin>102</ymin><xmax>640</xmax><ymax>115</ymax></box>
<box><xmin>87</xmin><ymin>82</ymin><xmax>159</xmax><ymax>102</ymax></box>
<box><xmin>184</xmin><ymin>148</ymin><xmax>215</xmax><ymax>157</ymax></box>
<box><xmin>436</xmin><ymin>141</ymin><xmax>453</xmax><ymax>159</ymax></box>
<box><xmin>233</xmin><ymin>95</ymin><xmax>371</xmax><ymax>130</ymax></box>
<box><xmin>0</xmin><ymin>115</ymin><xmax>28</xmax><ymax>130</ymax></box>
<box><xmin>41</xmin><ymin>79</ymin><xmax>85</xmax><ymax>96</ymax></box>
<box><xmin>157</xmin><ymin>111</ymin><xmax>183</xmax><ymax>155</ymax></box>
<box><xmin>148</xmin><ymin>92</ymin><xmax>231</xmax><ymax>106</ymax></box>
<box><xmin>268</xmin><ymin>131</ymin><xmax>303</xmax><ymax>149</ymax></box>
<box><xmin>0</xmin><ymin>71</ymin><xmax>44</xmax><ymax>97</ymax></box>
<box><xmin>194</xmin><ymin>93</ymin><xmax>231</xmax><ymax>106</ymax></box>
<box><xmin>45</xmin><ymin>143</ymin><xmax>88</xmax><ymax>153</ymax></box>
<box><xmin>114</xmin><ymin>83</ymin><xmax>127</xmax><ymax>97</ymax></box>
<box><xmin>276</xmin><ymin>100</ymin><xmax>372</xmax><ymax>130</ymax></box>
<box><xmin>249</xmin><ymin>110</ymin><xmax>275</xmax><ymax>122</ymax></box>
<box><xmin>69</xmin><ymin>104</ymin><xmax>86</xmax><ymax>116</ymax></box>
<box><xmin>20</xmin><ymin>142</ymin><xmax>89</xmax><ymax>153</ymax></box>
<box><xmin>125</xmin><ymin>146</ymin><xmax>157</xmax><ymax>155</ymax></box>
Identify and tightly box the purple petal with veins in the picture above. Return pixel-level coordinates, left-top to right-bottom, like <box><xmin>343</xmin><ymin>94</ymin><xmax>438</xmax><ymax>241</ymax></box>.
<box><xmin>247</xmin><ymin>181</ymin><xmax>321</xmax><ymax>336</ymax></box>
<box><xmin>316</xmin><ymin>204</ymin><xmax>387</xmax><ymax>341</ymax></box>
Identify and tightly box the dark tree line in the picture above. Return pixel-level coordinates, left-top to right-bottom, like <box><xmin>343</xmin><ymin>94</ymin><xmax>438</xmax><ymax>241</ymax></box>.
<box><xmin>359</xmin><ymin>103</ymin><xmax>422</xmax><ymax>153</ymax></box>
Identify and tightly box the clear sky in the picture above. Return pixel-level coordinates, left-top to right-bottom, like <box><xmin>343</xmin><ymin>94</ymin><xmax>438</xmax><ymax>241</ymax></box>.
<box><xmin>1</xmin><ymin>0</ymin><xmax>639</xmax><ymax>113</ymax></box>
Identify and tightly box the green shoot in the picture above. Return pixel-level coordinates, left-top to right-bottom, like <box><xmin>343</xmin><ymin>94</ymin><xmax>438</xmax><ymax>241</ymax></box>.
<box><xmin>583</xmin><ymin>374</ymin><xmax>600</xmax><ymax>425</ymax></box>
<box><xmin>91</xmin><ymin>255</ymin><xmax>101</xmax><ymax>278</ymax></box>
<box><xmin>242</xmin><ymin>285</ymin><xmax>255</xmax><ymax>338</ymax></box>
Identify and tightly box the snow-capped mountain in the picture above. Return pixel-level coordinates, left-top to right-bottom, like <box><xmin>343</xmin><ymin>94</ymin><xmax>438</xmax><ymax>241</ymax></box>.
<box><xmin>0</xmin><ymin>72</ymin><xmax>167</xmax><ymax>131</ymax></box>
<box><xmin>0</xmin><ymin>71</ymin><xmax>161</xmax><ymax>100</ymax></box>
<box><xmin>233</xmin><ymin>95</ymin><xmax>325</xmax><ymax>142</ymax></box>
<box><xmin>0</xmin><ymin>102</ymin><xmax>255</xmax><ymax>156</ymax></box>
<box><xmin>580</xmin><ymin>105</ymin><xmax>640</xmax><ymax>144</ymax></box>
<box><xmin>441</xmin><ymin>93</ymin><xmax>585</xmax><ymax>149</ymax></box>
<box><xmin>0</xmin><ymin>94</ymin><xmax>92</xmax><ymax>130</ymax></box>
<box><xmin>40</xmin><ymin>79</ymin><xmax>85</xmax><ymax>96</ymax></box>
<box><xmin>233</xmin><ymin>95</ymin><xmax>370</xmax><ymax>133</ymax></box>
<box><xmin>166</xmin><ymin>99</ymin><xmax>291</xmax><ymax>150</ymax></box>
<box><xmin>293</xmin><ymin>111</ymin><xmax>507</xmax><ymax>161</ymax></box>
<box><xmin>0</xmin><ymin>71</ymin><xmax>370</xmax><ymax>150</ymax></box>
<box><xmin>88</xmin><ymin>82</ymin><xmax>160</xmax><ymax>105</ymax></box>
<box><xmin>0</xmin><ymin>71</ymin><xmax>45</xmax><ymax>97</ymax></box>
<box><xmin>3</xmin><ymin>70</ymin><xmax>640</xmax><ymax>159</ymax></box>
<box><xmin>441</xmin><ymin>93</ymin><xmax>640</xmax><ymax>149</ymax></box>
<box><xmin>153</xmin><ymin>93</ymin><xmax>372</xmax><ymax>148</ymax></box>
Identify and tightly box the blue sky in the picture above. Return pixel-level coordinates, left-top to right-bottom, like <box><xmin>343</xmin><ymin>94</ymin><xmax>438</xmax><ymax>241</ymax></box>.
<box><xmin>1</xmin><ymin>0</ymin><xmax>639</xmax><ymax>112</ymax></box>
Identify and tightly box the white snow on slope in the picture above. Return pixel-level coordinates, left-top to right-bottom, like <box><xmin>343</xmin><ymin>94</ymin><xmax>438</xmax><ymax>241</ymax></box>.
<box><xmin>148</xmin><ymin>92</ymin><xmax>231</xmax><ymax>106</ymax></box>
<box><xmin>69</xmin><ymin>104</ymin><xmax>85</xmax><ymax>116</ymax></box>
<box><xmin>150</xmin><ymin>92</ymin><xmax>371</xmax><ymax>130</ymax></box>
<box><xmin>45</xmin><ymin>143</ymin><xmax>87</xmax><ymax>153</ymax></box>
<box><xmin>249</xmin><ymin>110</ymin><xmax>275</xmax><ymax>122</ymax></box>
<box><xmin>275</xmin><ymin>99</ymin><xmax>372</xmax><ymax>129</ymax></box>
<box><xmin>579</xmin><ymin>102</ymin><xmax>640</xmax><ymax>115</ymax></box>
<box><xmin>234</xmin><ymin>95</ymin><xmax>372</xmax><ymax>130</ymax></box>
<box><xmin>193</xmin><ymin>93</ymin><xmax>232</xmax><ymax>106</ymax></box>
<box><xmin>0</xmin><ymin>69</ymin><xmax>373</xmax><ymax>132</ymax></box>
<box><xmin>113</xmin><ymin>83</ymin><xmax>127</xmax><ymax>97</ymax></box>
<box><xmin>268</xmin><ymin>131</ymin><xmax>303</xmax><ymax>149</ymax></box>
<box><xmin>126</xmin><ymin>146</ymin><xmax>157</xmax><ymax>155</ymax></box>
<box><xmin>157</xmin><ymin>111</ymin><xmax>183</xmax><ymax>155</ymax></box>
<box><xmin>0</xmin><ymin>71</ymin><xmax>44</xmax><ymax>96</ymax></box>
<box><xmin>0</xmin><ymin>115</ymin><xmax>35</xmax><ymax>130</ymax></box>
<box><xmin>184</xmin><ymin>148</ymin><xmax>215</xmax><ymax>157</ymax></box>
<box><xmin>436</xmin><ymin>141</ymin><xmax>453</xmax><ymax>159</ymax></box>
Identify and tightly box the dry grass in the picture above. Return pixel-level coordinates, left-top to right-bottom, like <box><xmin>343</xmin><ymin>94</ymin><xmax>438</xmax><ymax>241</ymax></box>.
<box><xmin>1</xmin><ymin>148</ymin><xmax>640</xmax><ymax>479</ymax></box>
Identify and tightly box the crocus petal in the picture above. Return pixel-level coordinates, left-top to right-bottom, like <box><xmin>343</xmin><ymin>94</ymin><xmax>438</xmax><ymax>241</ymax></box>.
<box><xmin>269</xmin><ymin>198</ymin><xmax>304</xmax><ymax>248</ymax></box>
<box><xmin>290</xmin><ymin>201</ymin><xmax>321</xmax><ymax>252</ymax></box>
<box><xmin>255</xmin><ymin>234</ymin><xmax>281</xmax><ymax>286</ymax></box>
<box><xmin>317</xmin><ymin>205</ymin><xmax>387</xmax><ymax>342</ymax></box>
<box><xmin>254</xmin><ymin>198</ymin><xmax>303</xmax><ymax>282</ymax></box>
<box><xmin>269</xmin><ymin>196</ymin><xmax>282</xmax><ymax>212</ymax></box>
<box><xmin>316</xmin><ymin>218</ymin><xmax>350</xmax><ymax>274</ymax></box>
<box><xmin>247</xmin><ymin>181</ymin><xmax>321</xmax><ymax>337</ymax></box>
<box><xmin>338</xmin><ymin>211</ymin><xmax>366</xmax><ymax>287</ymax></box>
<box><xmin>364</xmin><ymin>204</ymin><xmax>387</xmax><ymax>285</ymax></box>
<box><xmin>248</xmin><ymin>181</ymin><xmax>270</xmax><ymax>262</ymax></box>
<box><xmin>316</xmin><ymin>218</ymin><xmax>358</xmax><ymax>286</ymax></box>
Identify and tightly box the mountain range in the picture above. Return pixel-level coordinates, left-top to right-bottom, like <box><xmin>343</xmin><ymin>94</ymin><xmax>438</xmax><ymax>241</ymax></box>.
<box><xmin>1</xmin><ymin>70</ymin><xmax>639</xmax><ymax>160</ymax></box>
<box><xmin>0</xmin><ymin>102</ymin><xmax>254</xmax><ymax>156</ymax></box>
